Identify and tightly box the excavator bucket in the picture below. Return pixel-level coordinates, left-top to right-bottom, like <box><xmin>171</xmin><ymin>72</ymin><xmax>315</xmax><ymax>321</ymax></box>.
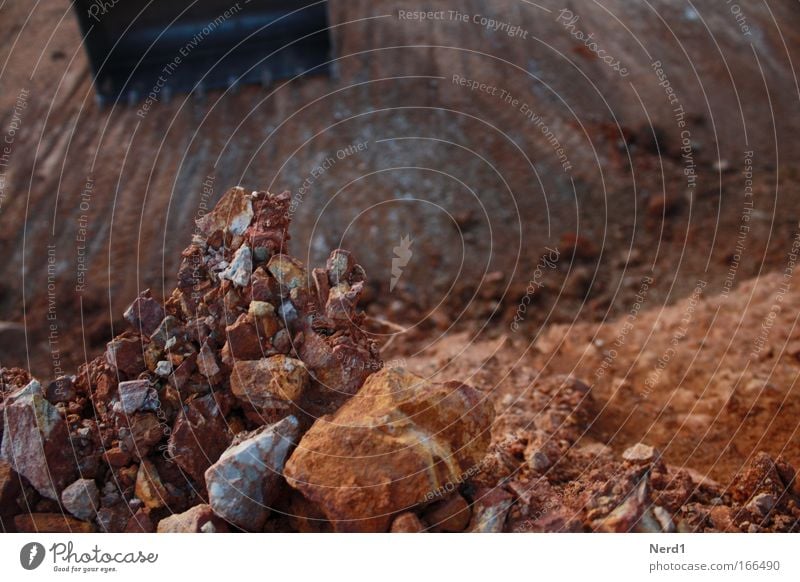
<box><xmin>72</xmin><ymin>0</ymin><xmax>331</xmax><ymax>105</ymax></box>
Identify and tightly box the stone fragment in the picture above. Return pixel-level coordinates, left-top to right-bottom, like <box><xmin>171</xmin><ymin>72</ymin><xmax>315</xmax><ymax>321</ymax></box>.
<box><xmin>105</xmin><ymin>336</ymin><xmax>146</xmax><ymax>377</ymax></box>
<box><xmin>96</xmin><ymin>504</ymin><xmax>134</xmax><ymax>532</ymax></box>
<box><xmin>652</xmin><ymin>506</ymin><xmax>676</xmax><ymax>533</ymax></box>
<box><xmin>168</xmin><ymin>395</ymin><xmax>231</xmax><ymax>486</ymax></box>
<box><xmin>708</xmin><ymin>505</ymin><xmax>738</xmax><ymax>532</ymax></box>
<box><xmin>121</xmin><ymin>413</ymin><xmax>164</xmax><ymax>457</ymax></box>
<box><xmin>622</xmin><ymin>443</ymin><xmax>658</xmax><ymax>464</ymax></box>
<box><xmin>423</xmin><ymin>494</ymin><xmax>471</xmax><ymax>532</ymax></box>
<box><xmin>61</xmin><ymin>478</ymin><xmax>99</xmax><ymax>521</ymax></box>
<box><xmin>220</xmin><ymin>245</ymin><xmax>252</xmax><ymax>287</ymax></box>
<box><xmin>284</xmin><ymin>368</ymin><xmax>494</xmax><ymax>532</ymax></box>
<box><xmin>593</xmin><ymin>479</ymin><xmax>651</xmax><ymax>532</ymax></box>
<box><xmin>0</xmin><ymin>382</ymin><xmax>76</xmax><ymax>500</ymax></box>
<box><xmin>223</xmin><ymin>314</ymin><xmax>264</xmax><ymax>361</ymax></box>
<box><xmin>468</xmin><ymin>488</ymin><xmax>513</xmax><ymax>532</ymax></box>
<box><xmin>729</xmin><ymin>452</ymin><xmax>787</xmax><ymax>503</ymax></box>
<box><xmin>326</xmin><ymin>282</ymin><xmax>363</xmax><ymax>324</ymax></box>
<box><xmin>195</xmin><ymin>186</ymin><xmax>254</xmax><ymax>238</ymax></box>
<box><xmin>150</xmin><ymin>316</ymin><xmax>182</xmax><ymax>348</ymax></box>
<box><xmin>155</xmin><ymin>360</ymin><xmax>172</xmax><ymax>377</ymax></box>
<box><xmin>124</xmin><ymin>290</ymin><xmax>165</xmax><ymax>336</ymax></box>
<box><xmin>251</xmin><ymin>267</ymin><xmax>281</xmax><ymax>303</ymax></box>
<box><xmin>249</xmin><ymin>301</ymin><xmax>280</xmax><ymax>338</ymax></box>
<box><xmin>156</xmin><ymin>504</ymin><xmax>229</xmax><ymax>533</ymax></box>
<box><xmin>102</xmin><ymin>447</ymin><xmax>131</xmax><ymax>468</ymax></box>
<box><xmin>205</xmin><ymin>416</ymin><xmax>300</xmax><ymax>531</ymax></box>
<box><xmin>268</xmin><ymin>254</ymin><xmax>307</xmax><ymax>295</ymax></box>
<box><xmin>14</xmin><ymin>513</ymin><xmax>95</xmax><ymax>533</ymax></box>
<box><xmin>117</xmin><ymin>379</ymin><xmax>157</xmax><ymax>415</ymax></box>
<box><xmin>197</xmin><ymin>340</ymin><xmax>221</xmax><ymax>383</ymax></box>
<box><xmin>326</xmin><ymin>249</ymin><xmax>355</xmax><ymax>284</ymax></box>
<box><xmin>45</xmin><ymin>376</ymin><xmax>76</xmax><ymax>403</ymax></box>
<box><xmin>245</xmin><ymin>191</ymin><xmax>292</xmax><ymax>260</ymax></box>
<box><xmin>135</xmin><ymin>459</ymin><xmax>169</xmax><ymax>509</ymax></box>
<box><xmin>390</xmin><ymin>512</ymin><xmax>425</xmax><ymax>532</ymax></box>
<box><xmin>230</xmin><ymin>356</ymin><xmax>308</xmax><ymax>413</ymax></box>
<box><xmin>298</xmin><ymin>332</ymin><xmax>376</xmax><ymax>396</ymax></box>
<box><xmin>747</xmin><ymin>492</ymin><xmax>777</xmax><ymax>517</ymax></box>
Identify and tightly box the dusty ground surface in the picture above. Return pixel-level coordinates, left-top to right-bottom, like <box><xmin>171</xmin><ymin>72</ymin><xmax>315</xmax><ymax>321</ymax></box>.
<box><xmin>398</xmin><ymin>270</ymin><xmax>800</xmax><ymax>484</ymax></box>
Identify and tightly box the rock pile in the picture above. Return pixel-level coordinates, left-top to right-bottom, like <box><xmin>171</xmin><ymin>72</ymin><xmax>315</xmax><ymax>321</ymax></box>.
<box><xmin>0</xmin><ymin>187</ymin><xmax>498</xmax><ymax>533</ymax></box>
<box><xmin>0</xmin><ymin>187</ymin><xmax>384</xmax><ymax>531</ymax></box>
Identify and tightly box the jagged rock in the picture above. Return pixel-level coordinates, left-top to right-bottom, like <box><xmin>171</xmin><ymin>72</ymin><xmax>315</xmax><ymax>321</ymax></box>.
<box><xmin>326</xmin><ymin>282</ymin><xmax>363</xmax><ymax>324</ymax></box>
<box><xmin>222</xmin><ymin>314</ymin><xmax>264</xmax><ymax>361</ymax></box>
<box><xmin>326</xmin><ymin>249</ymin><xmax>356</xmax><ymax>285</ymax></box>
<box><xmin>168</xmin><ymin>395</ymin><xmax>231</xmax><ymax>486</ymax></box>
<box><xmin>268</xmin><ymin>254</ymin><xmax>307</xmax><ymax>296</ymax></box>
<box><xmin>729</xmin><ymin>452</ymin><xmax>787</xmax><ymax>503</ymax></box>
<box><xmin>593</xmin><ymin>479</ymin><xmax>652</xmax><ymax>532</ymax></box>
<box><xmin>249</xmin><ymin>301</ymin><xmax>280</xmax><ymax>338</ymax></box>
<box><xmin>284</xmin><ymin>368</ymin><xmax>494</xmax><ymax>532</ymax></box>
<box><xmin>102</xmin><ymin>447</ymin><xmax>131</xmax><ymax>468</ymax></box>
<box><xmin>135</xmin><ymin>459</ymin><xmax>169</xmax><ymax>509</ymax></box>
<box><xmin>196</xmin><ymin>340</ymin><xmax>221</xmax><ymax>383</ymax></box>
<box><xmin>117</xmin><ymin>379</ymin><xmax>157</xmax><ymax>415</ymax></box>
<box><xmin>150</xmin><ymin>316</ymin><xmax>181</xmax><ymax>348</ymax></box>
<box><xmin>220</xmin><ymin>245</ymin><xmax>252</xmax><ymax>287</ymax></box>
<box><xmin>195</xmin><ymin>186</ymin><xmax>254</xmax><ymax>238</ymax></box>
<box><xmin>0</xmin><ymin>381</ymin><xmax>76</xmax><ymax>500</ymax></box>
<box><xmin>61</xmin><ymin>478</ymin><xmax>99</xmax><ymax>521</ymax></box>
<box><xmin>121</xmin><ymin>413</ymin><xmax>164</xmax><ymax>458</ymax></box>
<box><xmin>468</xmin><ymin>488</ymin><xmax>513</xmax><ymax>532</ymax></box>
<box><xmin>229</xmin><ymin>356</ymin><xmax>308</xmax><ymax>418</ymax></box>
<box><xmin>298</xmin><ymin>332</ymin><xmax>376</xmax><ymax>396</ymax></box>
<box><xmin>205</xmin><ymin>416</ymin><xmax>300</xmax><ymax>531</ymax></box>
<box><xmin>124</xmin><ymin>290</ymin><xmax>165</xmax><ymax>336</ymax></box>
<box><xmin>157</xmin><ymin>504</ymin><xmax>228</xmax><ymax>533</ymax></box>
<box><xmin>747</xmin><ymin>492</ymin><xmax>777</xmax><ymax>517</ymax></box>
<box><xmin>105</xmin><ymin>335</ymin><xmax>146</xmax><ymax>377</ymax></box>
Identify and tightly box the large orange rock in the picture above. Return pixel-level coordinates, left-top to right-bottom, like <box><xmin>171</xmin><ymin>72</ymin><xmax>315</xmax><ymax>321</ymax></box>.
<box><xmin>284</xmin><ymin>368</ymin><xmax>494</xmax><ymax>531</ymax></box>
